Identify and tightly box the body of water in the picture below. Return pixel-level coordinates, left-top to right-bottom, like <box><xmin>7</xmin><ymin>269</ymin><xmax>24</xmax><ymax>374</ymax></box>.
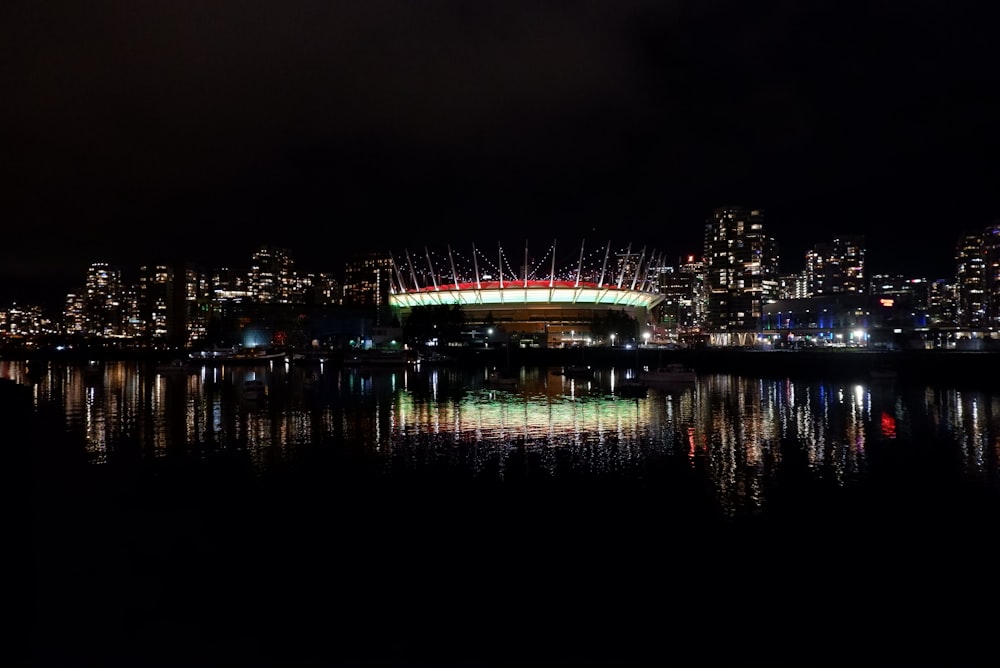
<box><xmin>22</xmin><ymin>357</ymin><xmax>1000</xmax><ymax>666</ymax></box>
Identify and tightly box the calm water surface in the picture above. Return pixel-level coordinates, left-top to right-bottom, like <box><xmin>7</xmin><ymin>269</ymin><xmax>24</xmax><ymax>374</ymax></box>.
<box><xmin>24</xmin><ymin>358</ymin><xmax>1000</xmax><ymax>665</ymax></box>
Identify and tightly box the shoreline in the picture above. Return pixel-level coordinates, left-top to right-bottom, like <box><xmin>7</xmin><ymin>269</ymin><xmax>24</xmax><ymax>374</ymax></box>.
<box><xmin>4</xmin><ymin>346</ymin><xmax>998</xmax><ymax>388</ymax></box>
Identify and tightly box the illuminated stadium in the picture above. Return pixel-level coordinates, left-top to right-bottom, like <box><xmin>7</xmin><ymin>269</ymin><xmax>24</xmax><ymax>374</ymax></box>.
<box><xmin>389</xmin><ymin>240</ymin><xmax>666</xmax><ymax>347</ymax></box>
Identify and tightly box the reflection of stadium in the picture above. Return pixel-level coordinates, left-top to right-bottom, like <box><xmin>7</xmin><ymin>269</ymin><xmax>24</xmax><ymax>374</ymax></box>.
<box><xmin>388</xmin><ymin>240</ymin><xmax>665</xmax><ymax>346</ymax></box>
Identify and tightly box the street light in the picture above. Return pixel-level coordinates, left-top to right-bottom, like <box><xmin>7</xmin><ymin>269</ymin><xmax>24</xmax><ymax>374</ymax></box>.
<box><xmin>643</xmin><ymin>331</ymin><xmax>650</xmax><ymax>347</ymax></box>
<box><xmin>610</xmin><ymin>333</ymin><xmax>616</xmax><ymax>347</ymax></box>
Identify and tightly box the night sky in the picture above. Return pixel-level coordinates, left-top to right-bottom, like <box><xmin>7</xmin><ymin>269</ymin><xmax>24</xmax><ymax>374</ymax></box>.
<box><xmin>4</xmin><ymin>1</ymin><xmax>999</xmax><ymax>307</ymax></box>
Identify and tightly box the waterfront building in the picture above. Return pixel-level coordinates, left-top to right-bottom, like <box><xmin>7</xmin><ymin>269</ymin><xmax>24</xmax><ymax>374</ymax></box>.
<box><xmin>210</xmin><ymin>267</ymin><xmax>251</xmax><ymax>304</ymax></box>
<box><xmin>120</xmin><ymin>284</ymin><xmax>143</xmax><ymax>339</ymax></box>
<box><xmin>388</xmin><ymin>240</ymin><xmax>665</xmax><ymax>348</ymax></box>
<box><xmin>137</xmin><ymin>264</ymin><xmax>172</xmax><ymax>339</ymax></box>
<box><xmin>762</xmin><ymin>293</ymin><xmax>926</xmax><ymax>349</ymax></box>
<box><xmin>954</xmin><ymin>230</ymin><xmax>988</xmax><ymax>329</ymax></box>
<box><xmin>0</xmin><ymin>302</ymin><xmax>51</xmax><ymax>341</ymax></box>
<box><xmin>306</xmin><ymin>272</ymin><xmax>343</xmax><ymax>306</ymax></box>
<box><xmin>137</xmin><ymin>261</ymin><xmax>209</xmax><ymax>347</ymax></box>
<box><xmin>344</xmin><ymin>252</ymin><xmax>394</xmax><ymax>321</ymax></box>
<box><xmin>248</xmin><ymin>245</ymin><xmax>295</xmax><ymax>304</ymax></box>
<box><xmin>653</xmin><ymin>261</ymin><xmax>698</xmax><ymax>346</ymax></box>
<box><xmin>926</xmin><ymin>278</ymin><xmax>958</xmax><ymax>327</ymax></box>
<box><xmin>805</xmin><ymin>235</ymin><xmax>866</xmax><ymax>296</ymax></box>
<box><xmin>83</xmin><ymin>262</ymin><xmax>125</xmax><ymax>338</ymax></box>
<box><xmin>985</xmin><ymin>222</ymin><xmax>1000</xmax><ymax>330</ymax></box>
<box><xmin>778</xmin><ymin>270</ymin><xmax>809</xmax><ymax>300</ymax></box>
<box><xmin>703</xmin><ymin>206</ymin><xmax>780</xmax><ymax>346</ymax></box>
<box><xmin>62</xmin><ymin>292</ymin><xmax>86</xmax><ymax>335</ymax></box>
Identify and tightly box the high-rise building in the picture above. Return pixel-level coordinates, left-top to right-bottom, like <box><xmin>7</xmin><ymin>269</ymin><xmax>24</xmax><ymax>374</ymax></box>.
<box><xmin>656</xmin><ymin>266</ymin><xmax>691</xmax><ymax>344</ymax></box>
<box><xmin>121</xmin><ymin>284</ymin><xmax>143</xmax><ymax>339</ymax></box>
<box><xmin>0</xmin><ymin>303</ymin><xmax>50</xmax><ymax>339</ymax></box>
<box><xmin>652</xmin><ymin>254</ymin><xmax>704</xmax><ymax>344</ymax></box>
<box><xmin>211</xmin><ymin>267</ymin><xmax>251</xmax><ymax>303</ymax></box>
<box><xmin>308</xmin><ymin>272</ymin><xmax>342</xmax><ymax>306</ymax></box>
<box><xmin>677</xmin><ymin>254</ymin><xmax>707</xmax><ymax>328</ymax></box>
<box><xmin>180</xmin><ymin>263</ymin><xmax>209</xmax><ymax>346</ymax></box>
<box><xmin>137</xmin><ymin>261</ymin><xmax>208</xmax><ymax>347</ymax></box>
<box><xmin>63</xmin><ymin>292</ymin><xmax>86</xmax><ymax>335</ymax></box>
<box><xmin>805</xmin><ymin>235</ymin><xmax>865</xmax><ymax>296</ymax></box>
<box><xmin>83</xmin><ymin>262</ymin><xmax>124</xmax><ymax>337</ymax></box>
<box><xmin>954</xmin><ymin>229</ymin><xmax>987</xmax><ymax>328</ymax></box>
<box><xmin>703</xmin><ymin>207</ymin><xmax>779</xmax><ymax>345</ymax></box>
<box><xmin>343</xmin><ymin>252</ymin><xmax>393</xmax><ymax>315</ymax></box>
<box><xmin>138</xmin><ymin>264</ymin><xmax>172</xmax><ymax>339</ymax></box>
<box><xmin>611</xmin><ymin>244</ymin><xmax>647</xmax><ymax>290</ymax></box>
<box><xmin>926</xmin><ymin>278</ymin><xmax>958</xmax><ymax>327</ymax></box>
<box><xmin>778</xmin><ymin>271</ymin><xmax>809</xmax><ymax>299</ymax></box>
<box><xmin>249</xmin><ymin>246</ymin><xmax>295</xmax><ymax>303</ymax></box>
<box><xmin>984</xmin><ymin>222</ymin><xmax>1000</xmax><ymax>329</ymax></box>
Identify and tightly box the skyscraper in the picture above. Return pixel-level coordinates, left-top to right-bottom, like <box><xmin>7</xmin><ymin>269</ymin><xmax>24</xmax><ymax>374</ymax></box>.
<box><xmin>703</xmin><ymin>207</ymin><xmax>779</xmax><ymax>345</ymax></box>
<box><xmin>955</xmin><ymin>228</ymin><xmax>987</xmax><ymax>328</ymax></box>
<box><xmin>343</xmin><ymin>252</ymin><xmax>393</xmax><ymax>314</ymax></box>
<box><xmin>249</xmin><ymin>246</ymin><xmax>295</xmax><ymax>303</ymax></box>
<box><xmin>805</xmin><ymin>235</ymin><xmax>866</xmax><ymax>296</ymax></box>
<box><xmin>83</xmin><ymin>262</ymin><xmax>123</xmax><ymax>337</ymax></box>
<box><xmin>984</xmin><ymin>222</ymin><xmax>1000</xmax><ymax>329</ymax></box>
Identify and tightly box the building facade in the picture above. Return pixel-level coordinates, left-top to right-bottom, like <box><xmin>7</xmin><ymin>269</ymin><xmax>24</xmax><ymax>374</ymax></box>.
<box><xmin>388</xmin><ymin>241</ymin><xmax>665</xmax><ymax>348</ymax></box>
<box><xmin>702</xmin><ymin>206</ymin><xmax>780</xmax><ymax>346</ymax></box>
<box><xmin>805</xmin><ymin>235</ymin><xmax>866</xmax><ymax>296</ymax></box>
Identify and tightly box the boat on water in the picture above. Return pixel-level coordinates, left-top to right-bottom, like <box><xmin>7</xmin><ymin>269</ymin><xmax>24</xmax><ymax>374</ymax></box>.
<box><xmin>284</xmin><ymin>350</ymin><xmax>329</xmax><ymax>364</ymax></box>
<box><xmin>561</xmin><ymin>364</ymin><xmax>594</xmax><ymax>378</ymax></box>
<box><xmin>342</xmin><ymin>350</ymin><xmax>410</xmax><ymax>366</ymax></box>
<box><xmin>416</xmin><ymin>350</ymin><xmax>455</xmax><ymax>365</ymax></box>
<box><xmin>190</xmin><ymin>347</ymin><xmax>285</xmax><ymax>364</ymax></box>
<box><xmin>641</xmin><ymin>363</ymin><xmax>697</xmax><ymax>385</ymax></box>
<box><xmin>155</xmin><ymin>359</ymin><xmax>198</xmax><ymax>374</ymax></box>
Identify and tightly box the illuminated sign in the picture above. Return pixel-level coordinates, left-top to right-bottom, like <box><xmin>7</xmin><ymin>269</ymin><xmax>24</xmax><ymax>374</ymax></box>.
<box><xmin>879</xmin><ymin>298</ymin><xmax>894</xmax><ymax>307</ymax></box>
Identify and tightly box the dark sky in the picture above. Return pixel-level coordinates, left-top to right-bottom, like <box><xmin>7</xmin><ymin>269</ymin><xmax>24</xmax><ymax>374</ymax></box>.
<box><xmin>3</xmin><ymin>1</ymin><xmax>999</xmax><ymax>307</ymax></box>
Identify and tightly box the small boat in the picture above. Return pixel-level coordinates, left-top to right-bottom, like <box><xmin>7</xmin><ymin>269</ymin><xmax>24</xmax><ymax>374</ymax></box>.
<box><xmin>155</xmin><ymin>359</ymin><xmax>197</xmax><ymax>374</ymax></box>
<box><xmin>417</xmin><ymin>351</ymin><xmax>455</xmax><ymax>365</ymax></box>
<box><xmin>561</xmin><ymin>364</ymin><xmax>594</xmax><ymax>378</ymax></box>
<box><xmin>342</xmin><ymin>350</ymin><xmax>409</xmax><ymax>366</ymax></box>
<box><xmin>641</xmin><ymin>363</ymin><xmax>697</xmax><ymax>385</ymax></box>
<box><xmin>284</xmin><ymin>350</ymin><xmax>329</xmax><ymax>364</ymax></box>
<box><xmin>191</xmin><ymin>349</ymin><xmax>285</xmax><ymax>365</ymax></box>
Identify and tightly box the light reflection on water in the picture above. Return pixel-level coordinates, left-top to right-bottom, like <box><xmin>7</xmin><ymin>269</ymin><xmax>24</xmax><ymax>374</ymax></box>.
<box><xmin>9</xmin><ymin>358</ymin><xmax>1000</xmax><ymax>521</ymax></box>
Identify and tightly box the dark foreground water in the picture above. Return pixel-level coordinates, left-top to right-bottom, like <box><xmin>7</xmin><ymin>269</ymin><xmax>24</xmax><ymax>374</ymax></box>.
<box><xmin>19</xmin><ymin>358</ymin><xmax>1000</xmax><ymax>666</ymax></box>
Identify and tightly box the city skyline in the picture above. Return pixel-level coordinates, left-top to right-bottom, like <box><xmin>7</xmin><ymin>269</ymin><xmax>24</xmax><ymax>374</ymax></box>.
<box><xmin>0</xmin><ymin>226</ymin><xmax>967</xmax><ymax>313</ymax></box>
<box><xmin>4</xmin><ymin>2</ymin><xmax>998</xmax><ymax>306</ymax></box>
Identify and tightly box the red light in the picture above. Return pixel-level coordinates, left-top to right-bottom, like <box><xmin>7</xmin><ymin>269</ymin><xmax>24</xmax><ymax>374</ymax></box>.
<box><xmin>880</xmin><ymin>411</ymin><xmax>896</xmax><ymax>438</ymax></box>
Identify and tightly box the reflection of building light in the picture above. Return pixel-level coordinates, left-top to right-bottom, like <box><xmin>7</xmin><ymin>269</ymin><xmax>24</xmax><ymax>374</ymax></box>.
<box><xmin>880</xmin><ymin>411</ymin><xmax>896</xmax><ymax>439</ymax></box>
